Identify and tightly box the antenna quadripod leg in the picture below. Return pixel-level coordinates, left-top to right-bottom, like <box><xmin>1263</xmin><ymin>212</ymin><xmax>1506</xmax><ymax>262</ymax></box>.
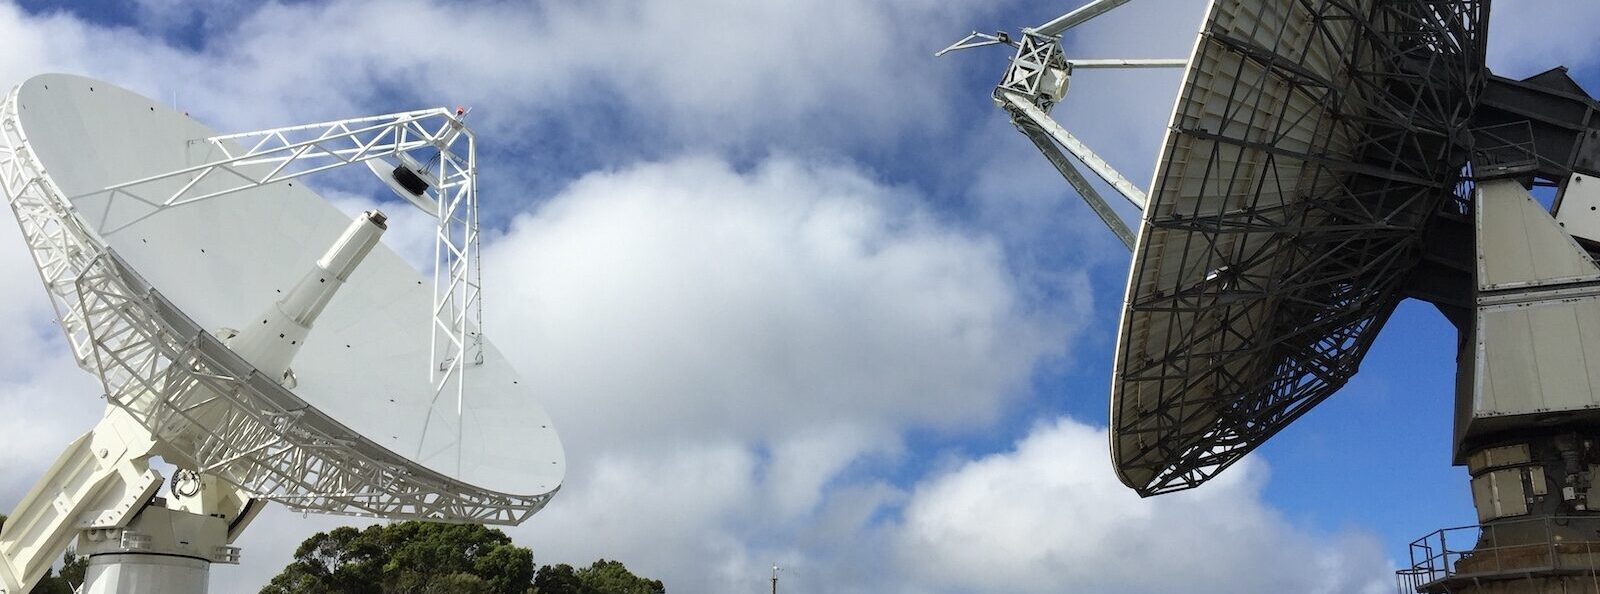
<box><xmin>64</xmin><ymin>211</ymin><xmax>388</xmax><ymax>594</ymax></box>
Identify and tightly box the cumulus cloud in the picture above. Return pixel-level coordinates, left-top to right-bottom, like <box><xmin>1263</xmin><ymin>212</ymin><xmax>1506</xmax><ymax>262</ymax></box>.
<box><xmin>895</xmin><ymin>418</ymin><xmax>1393</xmax><ymax>594</ymax></box>
<box><xmin>488</xmin><ymin>156</ymin><xmax>1064</xmax><ymax>448</ymax></box>
<box><xmin>491</xmin><ymin>155</ymin><xmax>1064</xmax><ymax>591</ymax></box>
<box><xmin>0</xmin><ymin>0</ymin><xmax>999</xmax><ymax>153</ymax></box>
<box><xmin>1487</xmin><ymin>1</ymin><xmax>1600</xmax><ymax>77</ymax></box>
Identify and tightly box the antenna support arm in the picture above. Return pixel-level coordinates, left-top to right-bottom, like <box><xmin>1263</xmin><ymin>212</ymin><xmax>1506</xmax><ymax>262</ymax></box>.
<box><xmin>999</xmin><ymin>90</ymin><xmax>1149</xmax><ymax>210</ymax></box>
<box><xmin>1066</xmin><ymin>58</ymin><xmax>1188</xmax><ymax>69</ymax></box>
<box><xmin>1033</xmin><ymin>0</ymin><xmax>1133</xmax><ymax>37</ymax></box>
<box><xmin>1013</xmin><ymin>116</ymin><xmax>1137</xmax><ymax>249</ymax></box>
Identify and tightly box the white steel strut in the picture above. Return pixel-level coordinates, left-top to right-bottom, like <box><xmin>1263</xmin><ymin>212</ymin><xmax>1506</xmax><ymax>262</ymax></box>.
<box><xmin>1035</xmin><ymin>0</ymin><xmax>1133</xmax><ymax>36</ymax></box>
<box><xmin>939</xmin><ymin>0</ymin><xmax>1185</xmax><ymax>250</ymax></box>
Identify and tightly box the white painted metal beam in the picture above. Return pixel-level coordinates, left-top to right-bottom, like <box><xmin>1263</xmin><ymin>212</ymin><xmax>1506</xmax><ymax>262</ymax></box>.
<box><xmin>1000</xmin><ymin>90</ymin><xmax>1149</xmax><ymax>210</ymax></box>
<box><xmin>1034</xmin><ymin>0</ymin><xmax>1133</xmax><ymax>37</ymax></box>
<box><xmin>1066</xmin><ymin>58</ymin><xmax>1188</xmax><ymax>69</ymax></box>
<box><xmin>1016</xmin><ymin>121</ymin><xmax>1136</xmax><ymax>249</ymax></box>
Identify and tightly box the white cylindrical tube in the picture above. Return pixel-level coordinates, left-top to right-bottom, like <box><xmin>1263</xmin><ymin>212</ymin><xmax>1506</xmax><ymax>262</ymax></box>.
<box><xmin>279</xmin><ymin>210</ymin><xmax>387</xmax><ymax>326</ymax></box>
<box><xmin>317</xmin><ymin>210</ymin><xmax>387</xmax><ymax>281</ymax></box>
<box><xmin>227</xmin><ymin>210</ymin><xmax>387</xmax><ymax>380</ymax></box>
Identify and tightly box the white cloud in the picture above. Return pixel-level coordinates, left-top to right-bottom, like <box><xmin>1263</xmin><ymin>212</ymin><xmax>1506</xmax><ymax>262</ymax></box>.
<box><xmin>480</xmin><ymin>155</ymin><xmax>1065</xmax><ymax>591</ymax></box>
<box><xmin>520</xmin><ymin>441</ymin><xmax>764</xmax><ymax>586</ymax></box>
<box><xmin>1488</xmin><ymin>1</ymin><xmax>1600</xmax><ymax>77</ymax></box>
<box><xmin>486</xmin><ymin>156</ymin><xmax>1066</xmax><ymax>451</ymax></box>
<box><xmin>895</xmin><ymin>417</ymin><xmax>1393</xmax><ymax>594</ymax></box>
<box><xmin>0</xmin><ymin>0</ymin><xmax>1001</xmax><ymax>152</ymax></box>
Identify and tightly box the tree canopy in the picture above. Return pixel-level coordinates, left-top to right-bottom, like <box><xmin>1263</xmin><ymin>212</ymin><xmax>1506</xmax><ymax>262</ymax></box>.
<box><xmin>533</xmin><ymin>560</ymin><xmax>665</xmax><ymax>594</ymax></box>
<box><xmin>260</xmin><ymin>520</ymin><xmax>663</xmax><ymax>594</ymax></box>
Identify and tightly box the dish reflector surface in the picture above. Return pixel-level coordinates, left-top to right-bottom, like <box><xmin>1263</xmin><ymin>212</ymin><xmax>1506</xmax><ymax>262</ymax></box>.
<box><xmin>1110</xmin><ymin>0</ymin><xmax>1485</xmax><ymax>495</ymax></box>
<box><xmin>11</xmin><ymin>74</ymin><xmax>562</xmax><ymax>503</ymax></box>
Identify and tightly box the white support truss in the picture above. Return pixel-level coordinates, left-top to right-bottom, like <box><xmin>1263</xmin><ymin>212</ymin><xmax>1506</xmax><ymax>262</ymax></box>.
<box><xmin>422</xmin><ymin>142</ymin><xmax>481</xmax><ymax>414</ymax></box>
<box><xmin>68</xmin><ymin>107</ymin><xmax>483</xmax><ymax>412</ymax></box>
<box><xmin>0</xmin><ymin>92</ymin><xmax>538</xmax><ymax>526</ymax></box>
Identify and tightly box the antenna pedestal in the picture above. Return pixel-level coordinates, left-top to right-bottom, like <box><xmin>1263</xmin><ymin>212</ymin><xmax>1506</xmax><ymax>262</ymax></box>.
<box><xmin>83</xmin><ymin>554</ymin><xmax>208</xmax><ymax>594</ymax></box>
<box><xmin>77</xmin><ymin>504</ymin><xmax>236</xmax><ymax>594</ymax></box>
<box><xmin>1401</xmin><ymin>180</ymin><xmax>1600</xmax><ymax>592</ymax></box>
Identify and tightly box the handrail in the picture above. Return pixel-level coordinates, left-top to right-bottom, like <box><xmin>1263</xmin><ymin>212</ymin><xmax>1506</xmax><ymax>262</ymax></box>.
<box><xmin>1397</xmin><ymin>515</ymin><xmax>1600</xmax><ymax>593</ymax></box>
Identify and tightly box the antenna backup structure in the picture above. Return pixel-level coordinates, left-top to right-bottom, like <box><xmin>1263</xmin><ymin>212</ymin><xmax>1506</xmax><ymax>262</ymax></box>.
<box><xmin>952</xmin><ymin>1</ymin><xmax>1600</xmax><ymax>592</ymax></box>
<box><xmin>0</xmin><ymin>74</ymin><xmax>564</xmax><ymax>593</ymax></box>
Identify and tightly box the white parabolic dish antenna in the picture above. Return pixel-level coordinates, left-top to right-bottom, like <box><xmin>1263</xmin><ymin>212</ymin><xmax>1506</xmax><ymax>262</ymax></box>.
<box><xmin>0</xmin><ymin>74</ymin><xmax>563</xmax><ymax>593</ymax></box>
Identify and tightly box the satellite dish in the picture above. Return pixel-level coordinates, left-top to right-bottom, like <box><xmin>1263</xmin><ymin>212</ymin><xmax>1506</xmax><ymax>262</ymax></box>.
<box><xmin>953</xmin><ymin>1</ymin><xmax>1600</xmax><ymax>591</ymax></box>
<box><xmin>1107</xmin><ymin>0</ymin><xmax>1484</xmax><ymax>497</ymax></box>
<box><xmin>0</xmin><ymin>74</ymin><xmax>563</xmax><ymax>594</ymax></box>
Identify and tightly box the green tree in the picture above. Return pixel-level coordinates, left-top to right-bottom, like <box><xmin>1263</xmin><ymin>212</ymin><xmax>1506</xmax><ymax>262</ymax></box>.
<box><xmin>260</xmin><ymin>521</ymin><xmax>662</xmax><ymax>594</ymax></box>
<box><xmin>531</xmin><ymin>564</ymin><xmax>582</xmax><ymax>594</ymax></box>
<box><xmin>0</xmin><ymin>514</ymin><xmax>90</xmax><ymax>594</ymax></box>
<box><xmin>532</xmin><ymin>560</ymin><xmax>665</xmax><ymax>594</ymax></box>
<box><xmin>55</xmin><ymin>551</ymin><xmax>87</xmax><ymax>589</ymax></box>
<box><xmin>261</xmin><ymin>521</ymin><xmax>534</xmax><ymax>594</ymax></box>
<box><xmin>572</xmin><ymin>560</ymin><xmax>665</xmax><ymax>594</ymax></box>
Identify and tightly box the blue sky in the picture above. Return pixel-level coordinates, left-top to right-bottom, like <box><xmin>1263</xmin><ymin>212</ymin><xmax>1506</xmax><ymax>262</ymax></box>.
<box><xmin>1</xmin><ymin>1</ymin><xmax>1599</xmax><ymax>593</ymax></box>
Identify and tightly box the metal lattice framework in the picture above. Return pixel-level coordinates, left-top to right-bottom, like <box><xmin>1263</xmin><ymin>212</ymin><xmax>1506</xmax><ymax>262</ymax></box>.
<box><xmin>71</xmin><ymin>109</ymin><xmax>483</xmax><ymax>409</ymax></box>
<box><xmin>1110</xmin><ymin>0</ymin><xmax>1488</xmax><ymax>495</ymax></box>
<box><xmin>1001</xmin><ymin>32</ymin><xmax>1068</xmax><ymax>101</ymax></box>
<box><xmin>0</xmin><ymin>92</ymin><xmax>545</xmax><ymax>523</ymax></box>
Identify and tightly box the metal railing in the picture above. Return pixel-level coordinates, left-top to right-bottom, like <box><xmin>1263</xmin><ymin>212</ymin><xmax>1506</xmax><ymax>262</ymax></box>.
<box><xmin>1397</xmin><ymin>515</ymin><xmax>1600</xmax><ymax>593</ymax></box>
<box><xmin>1470</xmin><ymin>120</ymin><xmax>1539</xmax><ymax>180</ymax></box>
